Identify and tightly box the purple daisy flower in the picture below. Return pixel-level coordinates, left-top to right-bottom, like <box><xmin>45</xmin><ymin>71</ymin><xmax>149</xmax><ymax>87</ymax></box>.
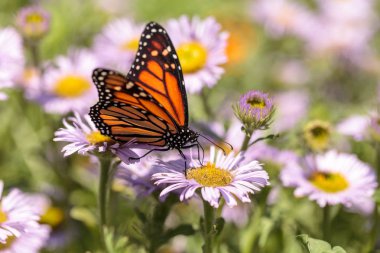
<box><xmin>281</xmin><ymin>150</ymin><xmax>377</xmax><ymax>214</ymax></box>
<box><xmin>234</xmin><ymin>90</ymin><xmax>275</xmax><ymax>131</ymax></box>
<box><xmin>166</xmin><ymin>16</ymin><xmax>229</xmax><ymax>94</ymax></box>
<box><xmin>117</xmin><ymin>157</ymin><xmax>160</xmax><ymax>196</ymax></box>
<box><xmin>15</xmin><ymin>5</ymin><xmax>50</xmax><ymax>39</ymax></box>
<box><xmin>0</xmin><ymin>181</ymin><xmax>50</xmax><ymax>246</ymax></box>
<box><xmin>37</xmin><ymin>49</ymin><xmax>99</xmax><ymax>114</ymax></box>
<box><xmin>152</xmin><ymin>146</ymin><xmax>269</xmax><ymax>208</ymax></box>
<box><xmin>336</xmin><ymin>115</ymin><xmax>369</xmax><ymax>141</ymax></box>
<box><xmin>0</xmin><ymin>224</ymin><xmax>50</xmax><ymax>253</ymax></box>
<box><xmin>54</xmin><ymin>112</ymin><xmax>138</xmax><ymax>164</ymax></box>
<box><xmin>0</xmin><ymin>27</ymin><xmax>24</xmax><ymax>100</ymax></box>
<box><xmin>93</xmin><ymin>18</ymin><xmax>144</xmax><ymax>71</ymax></box>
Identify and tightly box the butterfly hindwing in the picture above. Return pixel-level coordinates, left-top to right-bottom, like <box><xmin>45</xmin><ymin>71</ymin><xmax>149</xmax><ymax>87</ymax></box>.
<box><xmin>90</xmin><ymin>68</ymin><xmax>176</xmax><ymax>145</ymax></box>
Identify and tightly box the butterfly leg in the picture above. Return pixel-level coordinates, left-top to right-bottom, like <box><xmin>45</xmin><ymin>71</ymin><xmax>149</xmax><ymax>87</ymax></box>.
<box><xmin>177</xmin><ymin>149</ymin><xmax>188</xmax><ymax>176</ymax></box>
<box><xmin>128</xmin><ymin>147</ymin><xmax>170</xmax><ymax>162</ymax></box>
<box><xmin>198</xmin><ymin>142</ymin><xmax>205</xmax><ymax>165</ymax></box>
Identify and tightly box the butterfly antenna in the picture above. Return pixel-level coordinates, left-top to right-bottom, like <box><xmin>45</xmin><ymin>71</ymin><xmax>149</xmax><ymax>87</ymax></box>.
<box><xmin>199</xmin><ymin>133</ymin><xmax>233</xmax><ymax>155</ymax></box>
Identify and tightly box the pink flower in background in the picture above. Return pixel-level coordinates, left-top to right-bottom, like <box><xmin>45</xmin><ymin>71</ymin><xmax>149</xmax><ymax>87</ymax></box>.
<box><xmin>0</xmin><ymin>27</ymin><xmax>24</xmax><ymax>100</ymax></box>
<box><xmin>272</xmin><ymin>90</ymin><xmax>309</xmax><ymax>132</ymax></box>
<box><xmin>166</xmin><ymin>16</ymin><xmax>228</xmax><ymax>94</ymax></box>
<box><xmin>0</xmin><ymin>181</ymin><xmax>50</xmax><ymax>250</ymax></box>
<box><xmin>251</xmin><ymin>0</ymin><xmax>316</xmax><ymax>38</ymax></box>
<box><xmin>117</xmin><ymin>157</ymin><xmax>163</xmax><ymax>196</ymax></box>
<box><xmin>221</xmin><ymin>203</ymin><xmax>251</xmax><ymax>228</ymax></box>
<box><xmin>0</xmin><ymin>225</ymin><xmax>50</xmax><ymax>253</ymax></box>
<box><xmin>252</xmin><ymin>0</ymin><xmax>376</xmax><ymax>62</ymax></box>
<box><xmin>15</xmin><ymin>5</ymin><xmax>50</xmax><ymax>39</ymax></box>
<box><xmin>276</xmin><ymin>60</ymin><xmax>310</xmax><ymax>86</ymax></box>
<box><xmin>336</xmin><ymin>115</ymin><xmax>369</xmax><ymax>141</ymax></box>
<box><xmin>93</xmin><ymin>18</ymin><xmax>144</xmax><ymax>72</ymax></box>
<box><xmin>281</xmin><ymin>151</ymin><xmax>377</xmax><ymax>214</ymax></box>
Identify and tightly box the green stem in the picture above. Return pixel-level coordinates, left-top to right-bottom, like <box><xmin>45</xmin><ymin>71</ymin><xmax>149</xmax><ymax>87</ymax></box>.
<box><xmin>28</xmin><ymin>41</ymin><xmax>41</xmax><ymax>70</ymax></box>
<box><xmin>202</xmin><ymin>200</ymin><xmax>216</xmax><ymax>253</ymax></box>
<box><xmin>366</xmin><ymin>142</ymin><xmax>380</xmax><ymax>252</ymax></box>
<box><xmin>241</xmin><ymin>203</ymin><xmax>263</xmax><ymax>253</ymax></box>
<box><xmin>322</xmin><ymin>205</ymin><xmax>330</xmax><ymax>241</ymax></box>
<box><xmin>240</xmin><ymin>131</ymin><xmax>253</xmax><ymax>152</ymax></box>
<box><xmin>98</xmin><ymin>156</ymin><xmax>112</xmax><ymax>252</ymax></box>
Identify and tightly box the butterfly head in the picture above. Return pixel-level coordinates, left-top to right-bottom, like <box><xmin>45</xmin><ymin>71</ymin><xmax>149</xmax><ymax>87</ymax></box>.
<box><xmin>164</xmin><ymin>127</ymin><xmax>199</xmax><ymax>150</ymax></box>
<box><xmin>188</xmin><ymin>129</ymin><xmax>200</xmax><ymax>144</ymax></box>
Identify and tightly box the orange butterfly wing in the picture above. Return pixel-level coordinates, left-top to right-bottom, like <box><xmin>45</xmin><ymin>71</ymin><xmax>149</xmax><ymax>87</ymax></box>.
<box><xmin>90</xmin><ymin>22</ymin><xmax>188</xmax><ymax>146</ymax></box>
<box><xmin>127</xmin><ymin>22</ymin><xmax>188</xmax><ymax>127</ymax></box>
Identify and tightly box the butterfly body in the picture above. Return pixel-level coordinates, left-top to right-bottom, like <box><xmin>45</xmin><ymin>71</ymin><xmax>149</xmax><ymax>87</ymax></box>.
<box><xmin>90</xmin><ymin>22</ymin><xmax>201</xmax><ymax>160</ymax></box>
<box><xmin>163</xmin><ymin>127</ymin><xmax>199</xmax><ymax>150</ymax></box>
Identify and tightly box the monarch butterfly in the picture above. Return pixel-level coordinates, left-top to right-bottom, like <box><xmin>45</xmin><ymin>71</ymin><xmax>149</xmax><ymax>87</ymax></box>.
<box><xmin>90</xmin><ymin>22</ymin><xmax>226</xmax><ymax>165</ymax></box>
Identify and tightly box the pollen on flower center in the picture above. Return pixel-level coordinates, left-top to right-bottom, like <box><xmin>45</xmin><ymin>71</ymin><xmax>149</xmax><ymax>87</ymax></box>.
<box><xmin>0</xmin><ymin>235</ymin><xmax>16</xmax><ymax>250</ymax></box>
<box><xmin>176</xmin><ymin>42</ymin><xmax>207</xmax><ymax>73</ymax></box>
<box><xmin>247</xmin><ymin>96</ymin><xmax>266</xmax><ymax>109</ymax></box>
<box><xmin>53</xmin><ymin>75</ymin><xmax>91</xmax><ymax>98</ymax></box>
<box><xmin>186</xmin><ymin>163</ymin><xmax>233</xmax><ymax>187</ymax></box>
<box><xmin>304</xmin><ymin>120</ymin><xmax>331</xmax><ymax>151</ymax></box>
<box><xmin>310</xmin><ymin>172</ymin><xmax>349</xmax><ymax>193</ymax></box>
<box><xmin>311</xmin><ymin>126</ymin><xmax>328</xmax><ymax>138</ymax></box>
<box><xmin>40</xmin><ymin>206</ymin><xmax>64</xmax><ymax>228</ymax></box>
<box><xmin>120</xmin><ymin>38</ymin><xmax>139</xmax><ymax>52</ymax></box>
<box><xmin>86</xmin><ymin>131</ymin><xmax>112</xmax><ymax>145</ymax></box>
<box><xmin>0</xmin><ymin>208</ymin><xmax>7</xmax><ymax>223</ymax></box>
<box><xmin>25</xmin><ymin>13</ymin><xmax>44</xmax><ymax>24</ymax></box>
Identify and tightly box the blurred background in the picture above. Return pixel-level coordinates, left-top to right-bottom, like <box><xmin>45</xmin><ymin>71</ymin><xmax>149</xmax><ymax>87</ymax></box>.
<box><xmin>1</xmin><ymin>0</ymin><xmax>380</xmax><ymax>252</ymax></box>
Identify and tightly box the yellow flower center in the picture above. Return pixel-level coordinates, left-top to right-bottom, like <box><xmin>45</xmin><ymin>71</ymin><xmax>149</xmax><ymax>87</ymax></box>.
<box><xmin>120</xmin><ymin>38</ymin><xmax>139</xmax><ymax>52</ymax></box>
<box><xmin>40</xmin><ymin>206</ymin><xmax>64</xmax><ymax>228</ymax></box>
<box><xmin>304</xmin><ymin>121</ymin><xmax>331</xmax><ymax>151</ymax></box>
<box><xmin>247</xmin><ymin>96</ymin><xmax>266</xmax><ymax>109</ymax></box>
<box><xmin>86</xmin><ymin>131</ymin><xmax>111</xmax><ymax>145</ymax></box>
<box><xmin>186</xmin><ymin>162</ymin><xmax>233</xmax><ymax>187</ymax></box>
<box><xmin>0</xmin><ymin>209</ymin><xmax>7</xmax><ymax>223</ymax></box>
<box><xmin>176</xmin><ymin>42</ymin><xmax>207</xmax><ymax>73</ymax></box>
<box><xmin>0</xmin><ymin>235</ymin><xmax>16</xmax><ymax>250</ymax></box>
<box><xmin>310</xmin><ymin>172</ymin><xmax>349</xmax><ymax>193</ymax></box>
<box><xmin>25</xmin><ymin>13</ymin><xmax>44</xmax><ymax>25</ymax></box>
<box><xmin>53</xmin><ymin>75</ymin><xmax>91</xmax><ymax>98</ymax></box>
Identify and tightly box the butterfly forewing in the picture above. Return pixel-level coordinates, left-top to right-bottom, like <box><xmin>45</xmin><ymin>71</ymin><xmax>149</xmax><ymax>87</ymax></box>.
<box><xmin>90</xmin><ymin>22</ymin><xmax>189</xmax><ymax>146</ymax></box>
<box><xmin>127</xmin><ymin>22</ymin><xmax>188</xmax><ymax>127</ymax></box>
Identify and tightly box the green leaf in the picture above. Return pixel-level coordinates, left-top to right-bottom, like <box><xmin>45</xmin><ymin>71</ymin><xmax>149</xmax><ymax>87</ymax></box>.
<box><xmin>69</xmin><ymin>207</ymin><xmax>97</xmax><ymax>228</ymax></box>
<box><xmin>296</xmin><ymin>234</ymin><xmax>347</xmax><ymax>253</ymax></box>
<box><xmin>104</xmin><ymin>227</ymin><xmax>129</xmax><ymax>253</ymax></box>
<box><xmin>330</xmin><ymin>246</ymin><xmax>347</xmax><ymax>253</ymax></box>
<box><xmin>258</xmin><ymin>217</ymin><xmax>275</xmax><ymax>248</ymax></box>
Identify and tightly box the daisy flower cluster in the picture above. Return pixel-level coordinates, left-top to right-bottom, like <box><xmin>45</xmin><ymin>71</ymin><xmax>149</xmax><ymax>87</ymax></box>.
<box><xmin>3</xmin><ymin>1</ymin><xmax>380</xmax><ymax>253</ymax></box>
<box><xmin>0</xmin><ymin>181</ymin><xmax>50</xmax><ymax>252</ymax></box>
<box><xmin>9</xmin><ymin>14</ymin><xmax>228</xmax><ymax>115</ymax></box>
